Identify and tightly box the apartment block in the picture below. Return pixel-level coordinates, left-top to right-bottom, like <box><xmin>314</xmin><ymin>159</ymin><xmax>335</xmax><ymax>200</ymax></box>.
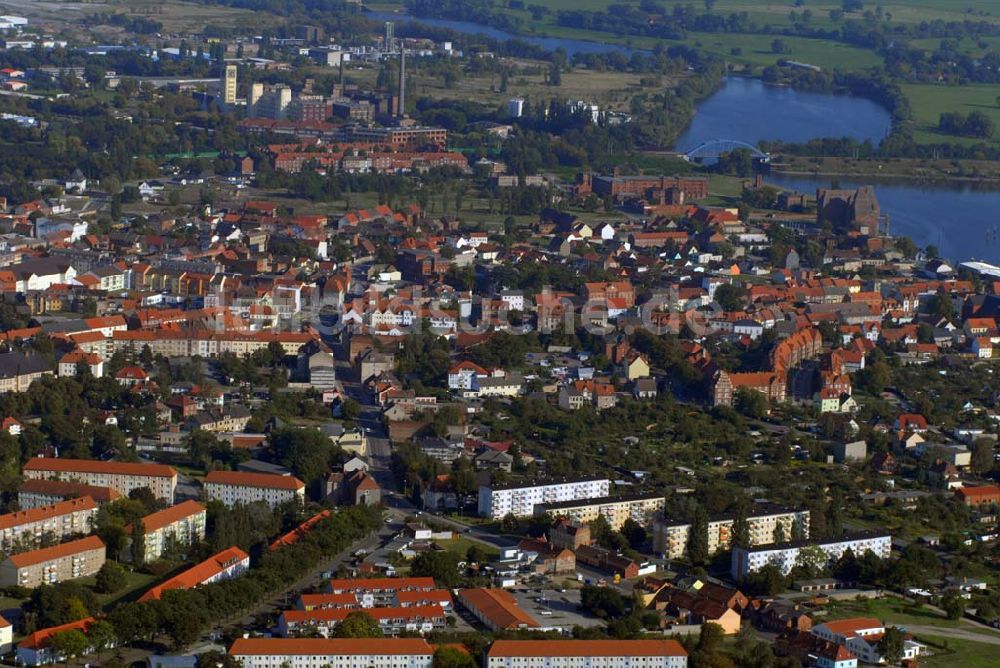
<box><xmin>0</xmin><ymin>496</ymin><xmax>97</xmax><ymax>553</ymax></box>
<box><xmin>135</xmin><ymin>500</ymin><xmax>206</xmax><ymax>562</ymax></box>
<box><xmin>17</xmin><ymin>479</ymin><xmax>120</xmax><ymax>509</ymax></box>
<box><xmin>653</xmin><ymin>506</ymin><xmax>811</xmax><ymax>559</ymax></box>
<box><xmin>204</xmin><ymin>471</ymin><xmax>306</xmax><ymax>508</ymax></box>
<box><xmin>731</xmin><ymin>532</ymin><xmax>891</xmax><ymax>580</ymax></box>
<box><xmin>478</xmin><ymin>478</ymin><xmax>611</xmax><ymax>519</ymax></box>
<box><xmin>229</xmin><ymin>638</ymin><xmax>435</xmax><ymax>668</ymax></box>
<box><xmin>487</xmin><ymin>640</ymin><xmax>688</xmax><ymax>668</ymax></box>
<box><xmin>0</xmin><ymin>535</ymin><xmax>105</xmax><ymax>588</ymax></box>
<box><xmin>277</xmin><ymin>605</ymin><xmax>446</xmax><ymax>637</ymax></box>
<box><xmin>323</xmin><ymin>577</ymin><xmax>436</xmax><ymax>608</ymax></box>
<box><xmin>140</xmin><ymin>545</ymin><xmax>249</xmax><ymax>601</ymax></box>
<box><xmin>22</xmin><ymin>458</ymin><xmax>177</xmax><ymax>502</ymax></box>
<box><xmin>536</xmin><ymin>494</ymin><xmax>665</xmax><ymax>531</ymax></box>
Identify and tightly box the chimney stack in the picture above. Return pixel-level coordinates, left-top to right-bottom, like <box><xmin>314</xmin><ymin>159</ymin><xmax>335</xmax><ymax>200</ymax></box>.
<box><xmin>398</xmin><ymin>46</ymin><xmax>406</xmax><ymax>119</ymax></box>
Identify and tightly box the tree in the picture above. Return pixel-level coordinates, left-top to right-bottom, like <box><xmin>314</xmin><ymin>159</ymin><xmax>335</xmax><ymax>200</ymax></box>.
<box><xmin>970</xmin><ymin>438</ymin><xmax>994</xmax><ymax>474</ymax></box>
<box><xmin>49</xmin><ymin>629</ymin><xmax>89</xmax><ymax>663</ymax></box>
<box><xmin>735</xmin><ymin>388</ymin><xmax>769</xmax><ymax>419</ymax></box>
<box><xmin>410</xmin><ymin>551</ymin><xmax>461</xmax><ymax>588</ymax></box>
<box><xmin>942</xmin><ymin>593</ymin><xmax>965</xmax><ymax>620</ymax></box>
<box><xmin>433</xmin><ymin>646</ymin><xmax>476</xmax><ymax>668</ymax></box>
<box><xmin>332</xmin><ymin>610</ymin><xmax>382</xmax><ymax>638</ymax></box>
<box><xmin>95</xmin><ymin>561</ymin><xmax>127</xmax><ymax>594</ymax></box>
<box><xmin>87</xmin><ymin>620</ymin><xmax>115</xmax><ymax>660</ymax></box>
<box><xmin>877</xmin><ymin>626</ymin><xmax>905</xmax><ymax>664</ymax></box>
<box><xmin>580</xmin><ymin>585</ymin><xmax>626</xmax><ymax>619</ymax></box>
<box><xmin>713</xmin><ymin>283</ymin><xmax>746</xmax><ymax>311</ymax></box>
<box><xmin>687</xmin><ymin>507</ymin><xmax>709</xmax><ymax>565</ymax></box>
<box><xmin>697</xmin><ymin>622</ymin><xmax>725</xmax><ymax>654</ymax></box>
<box><xmin>771</xmin><ymin>39</ymin><xmax>791</xmax><ymax>54</ymax></box>
<box><xmin>731</xmin><ymin>503</ymin><xmax>750</xmax><ymax>549</ymax></box>
<box><xmin>340</xmin><ymin>398</ymin><xmax>360</xmax><ymax>421</ymax></box>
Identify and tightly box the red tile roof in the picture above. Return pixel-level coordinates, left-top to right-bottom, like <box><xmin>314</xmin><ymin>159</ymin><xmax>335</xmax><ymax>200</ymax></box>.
<box><xmin>18</xmin><ymin>617</ymin><xmax>94</xmax><ymax>650</ymax></box>
<box><xmin>17</xmin><ymin>479</ymin><xmax>120</xmax><ymax>503</ymax></box>
<box><xmin>458</xmin><ymin>588</ymin><xmax>539</xmax><ymax>630</ymax></box>
<box><xmin>138</xmin><ymin>500</ymin><xmax>205</xmax><ymax>534</ymax></box>
<box><xmin>0</xmin><ymin>496</ymin><xmax>96</xmax><ymax>531</ymax></box>
<box><xmin>269</xmin><ymin>510</ymin><xmax>330</xmax><ymax>551</ymax></box>
<box><xmin>139</xmin><ymin>546</ymin><xmax>248</xmax><ymax>601</ymax></box>
<box><xmin>7</xmin><ymin>535</ymin><xmax>105</xmax><ymax>568</ymax></box>
<box><xmin>24</xmin><ymin>458</ymin><xmax>176</xmax><ymax>478</ymax></box>
<box><xmin>326</xmin><ymin>576</ymin><xmax>435</xmax><ymax>593</ymax></box>
<box><xmin>204</xmin><ymin>470</ymin><xmax>304</xmax><ymax>491</ymax></box>
<box><xmin>230</xmin><ymin>638</ymin><xmax>434</xmax><ymax>656</ymax></box>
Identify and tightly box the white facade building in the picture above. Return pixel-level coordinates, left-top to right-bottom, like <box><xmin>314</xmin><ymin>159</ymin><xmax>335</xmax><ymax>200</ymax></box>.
<box><xmin>478</xmin><ymin>478</ymin><xmax>611</xmax><ymax>519</ymax></box>
<box><xmin>204</xmin><ymin>471</ymin><xmax>305</xmax><ymax>508</ymax></box>
<box><xmin>731</xmin><ymin>532</ymin><xmax>891</xmax><ymax>580</ymax></box>
<box><xmin>487</xmin><ymin>640</ymin><xmax>688</xmax><ymax>668</ymax></box>
<box><xmin>229</xmin><ymin>638</ymin><xmax>434</xmax><ymax>668</ymax></box>
<box><xmin>812</xmin><ymin>618</ymin><xmax>924</xmax><ymax>665</ymax></box>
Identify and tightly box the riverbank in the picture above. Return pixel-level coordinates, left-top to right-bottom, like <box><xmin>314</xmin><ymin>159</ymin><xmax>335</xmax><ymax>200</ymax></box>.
<box><xmin>770</xmin><ymin>155</ymin><xmax>1000</xmax><ymax>184</ymax></box>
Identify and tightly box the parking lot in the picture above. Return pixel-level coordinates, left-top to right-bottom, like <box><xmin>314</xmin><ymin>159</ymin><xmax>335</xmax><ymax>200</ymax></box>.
<box><xmin>508</xmin><ymin>587</ymin><xmax>606</xmax><ymax>628</ymax></box>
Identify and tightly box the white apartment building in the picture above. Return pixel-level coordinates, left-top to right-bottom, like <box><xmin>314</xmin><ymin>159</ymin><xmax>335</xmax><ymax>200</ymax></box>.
<box><xmin>812</xmin><ymin>618</ymin><xmax>924</xmax><ymax>665</ymax></box>
<box><xmin>22</xmin><ymin>458</ymin><xmax>177</xmax><ymax>502</ymax></box>
<box><xmin>229</xmin><ymin>638</ymin><xmax>435</xmax><ymax>668</ymax></box>
<box><xmin>487</xmin><ymin>640</ymin><xmax>688</xmax><ymax>668</ymax></box>
<box><xmin>478</xmin><ymin>478</ymin><xmax>612</xmax><ymax>519</ymax></box>
<box><xmin>0</xmin><ymin>496</ymin><xmax>97</xmax><ymax>553</ymax></box>
<box><xmin>204</xmin><ymin>471</ymin><xmax>305</xmax><ymax>508</ymax></box>
<box><xmin>731</xmin><ymin>532</ymin><xmax>892</xmax><ymax>580</ymax></box>
<box><xmin>136</xmin><ymin>500</ymin><xmax>206</xmax><ymax>562</ymax></box>
<box><xmin>324</xmin><ymin>577</ymin><xmax>437</xmax><ymax>608</ymax></box>
<box><xmin>536</xmin><ymin>494</ymin><xmax>665</xmax><ymax>531</ymax></box>
<box><xmin>653</xmin><ymin>506</ymin><xmax>811</xmax><ymax>559</ymax></box>
<box><xmin>277</xmin><ymin>606</ymin><xmax>445</xmax><ymax>637</ymax></box>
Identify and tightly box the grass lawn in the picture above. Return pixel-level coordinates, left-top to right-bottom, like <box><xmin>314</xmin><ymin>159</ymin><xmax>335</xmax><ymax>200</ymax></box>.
<box><xmin>75</xmin><ymin>570</ymin><xmax>160</xmax><ymax>609</ymax></box>
<box><xmin>823</xmin><ymin>597</ymin><xmax>959</xmax><ymax>629</ymax></box>
<box><xmin>915</xmin><ymin>634</ymin><xmax>1000</xmax><ymax>668</ymax></box>
<box><xmin>435</xmin><ymin>537</ymin><xmax>500</xmax><ymax>561</ymax></box>
<box><xmin>901</xmin><ymin>83</ymin><xmax>1000</xmax><ymax>146</ymax></box>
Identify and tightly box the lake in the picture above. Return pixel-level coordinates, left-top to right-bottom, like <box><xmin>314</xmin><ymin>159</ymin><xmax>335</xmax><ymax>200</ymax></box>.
<box><xmin>674</xmin><ymin>78</ymin><xmax>893</xmax><ymax>153</ymax></box>
<box><xmin>365</xmin><ymin>10</ymin><xmax>642</xmax><ymax>57</ymax></box>
<box><xmin>767</xmin><ymin>174</ymin><xmax>1000</xmax><ymax>264</ymax></box>
<box><xmin>368</xmin><ymin>12</ymin><xmax>997</xmax><ymax>263</ymax></box>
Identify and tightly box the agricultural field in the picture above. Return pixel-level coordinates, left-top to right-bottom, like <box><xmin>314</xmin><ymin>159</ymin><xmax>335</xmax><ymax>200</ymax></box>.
<box><xmin>902</xmin><ymin>82</ymin><xmax>1000</xmax><ymax>146</ymax></box>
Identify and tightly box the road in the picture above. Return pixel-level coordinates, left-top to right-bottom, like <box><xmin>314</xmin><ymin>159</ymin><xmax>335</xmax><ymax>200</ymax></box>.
<box><xmin>906</xmin><ymin>624</ymin><xmax>1000</xmax><ymax>646</ymax></box>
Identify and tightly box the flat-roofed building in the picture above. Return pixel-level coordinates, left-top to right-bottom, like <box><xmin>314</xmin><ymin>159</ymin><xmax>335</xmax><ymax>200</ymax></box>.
<box><xmin>653</xmin><ymin>506</ymin><xmax>811</xmax><ymax>559</ymax></box>
<box><xmin>731</xmin><ymin>532</ymin><xmax>891</xmax><ymax>580</ymax></box>
<box><xmin>487</xmin><ymin>640</ymin><xmax>688</xmax><ymax>668</ymax></box>
<box><xmin>22</xmin><ymin>458</ymin><xmax>177</xmax><ymax>502</ymax></box>
<box><xmin>228</xmin><ymin>638</ymin><xmax>435</xmax><ymax>668</ymax></box>
<box><xmin>478</xmin><ymin>478</ymin><xmax>611</xmax><ymax>519</ymax></box>
<box><xmin>133</xmin><ymin>500</ymin><xmax>206</xmax><ymax>562</ymax></box>
<box><xmin>0</xmin><ymin>535</ymin><xmax>105</xmax><ymax>588</ymax></box>
<box><xmin>204</xmin><ymin>470</ymin><xmax>305</xmax><ymax>508</ymax></box>
<box><xmin>536</xmin><ymin>494</ymin><xmax>665</xmax><ymax>531</ymax></box>
<box><xmin>17</xmin><ymin>479</ymin><xmax>120</xmax><ymax>509</ymax></box>
<box><xmin>0</xmin><ymin>496</ymin><xmax>97</xmax><ymax>553</ymax></box>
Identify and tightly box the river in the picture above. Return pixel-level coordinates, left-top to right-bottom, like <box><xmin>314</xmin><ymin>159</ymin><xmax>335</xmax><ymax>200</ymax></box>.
<box><xmin>766</xmin><ymin>174</ymin><xmax>1000</xmax><ymax>264</ymax></box>
<box><xmin>674</xmin><ymin>77</ymin><xmax>892</xmax><ymax>152</ymax></box>
<box><xmin>365</xmin><ymin>10</ymin><xmax>642</xmax><ymax>57</ymax></box>
<box><xmin>371</xmin><ymin>11</ymin><xmax>997</xmax><ymax>262</ymax></box>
